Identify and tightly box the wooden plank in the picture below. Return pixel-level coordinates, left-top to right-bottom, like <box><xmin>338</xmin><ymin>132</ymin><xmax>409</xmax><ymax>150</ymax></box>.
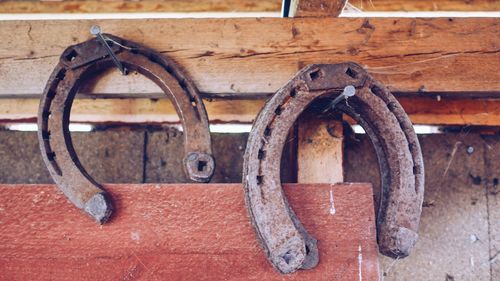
<box><xmin>289</xmin><ymin>0</ymin><xmax>348</xmax><ymax>17</ymax></box>
<box><xmin>0</xmin><ymin>18</ymin><xmax>498</xmax><ymax>98</ymax></box>
<box><xmin>0</xmin><ymin>0</ymin><xmax>282</xmax><ymax>13</ymax></box>
<box><xmin>0</xmin><ymin>183</ymin><xmax>380</xmax><ymax>280</ymax></box>
<box><xmin>1</xmin><ymin>0</ymin><xmax>497</xmax><ymax>13</ymax></box>
<box><xmin>0</xmin><ymin>98</ymin><xmax>265</xmax><ymax>123</ymax></box>
<box><xmin>399</xmin><ymin>96</ymin><xmax>500</xmax><ymax>126</ymax></box>
<box><xmin>297</xmin><ymin>113</ymin><xmax>344</xmax><ymax>183</ymax></box>
<box><xmin>1</xmin><ymin>97</ymin><xmax>499</xmax><ymax>126</ymax></box>
<box><xmin>349</xmin><ymin>0</ymin><xmax>500</xmax><ymax>12</ymax></box>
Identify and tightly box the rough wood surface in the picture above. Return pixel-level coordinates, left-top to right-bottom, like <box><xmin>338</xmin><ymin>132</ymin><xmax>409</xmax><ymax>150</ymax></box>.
<box><xmin>289</xmin><ymin>0</ymin><xmax>348</xmax><ymax>17</ymax></box>
<box><xmin>0</xmin><ymin>183</ymin><xmax>379</xmax><ymax>280</ymax></box>
<box><xmin>0</xmin><ymin>0</ymin><xmax>497</xmax><ymax>13</ymax></box>
<box><xmin>0</xmin><ymin>18</ymin><xmax>498</xmax><ymax>98</ymax></box>
<box><xmin>349</xmin><ymin>0</ymin><xmax>500</xmax><ymax>11</ymax></box>
<box><xmin>298</xmin><ymin>113</ymin><xmax>344</xmax><ymax>183</ymax></box>
<box><xmin>1</xmin><ymin>97</ymin><xmax>499</xmax><ymax>126</ymax></box>
<box><xmin>0</xmin><ymin>0</ymin><xmax>282</xmax><ymax>13</ymax></box>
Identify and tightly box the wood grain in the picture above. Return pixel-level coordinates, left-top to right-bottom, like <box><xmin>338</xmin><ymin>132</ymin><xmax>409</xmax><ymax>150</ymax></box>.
<box><xmin>0</xmin><ymin>183</ymin><xmax>379</xmax><ymax>280</ymax></box>
<box><xmin>0</xmin><ymin>0</ymin><xmax>497</xmax><ymax>13</ymax></box>
<box><xmin>349</xmin><ymin>0</ymin><xmax>500</xmax><ymax>11</ymax></box>
<box><xmin>298</xmin><ymin>113</ymin><xmax>344</xmax><ymax>183</ymax></box>
<box><xmin>1</xmin><ymin>97</ymin><xmax>499</xmax><ymax>126</ymax></box>
<box><xmin>0</xmin><ymin>18</ymin><xmax>498</xmax><ymax>98</ymax></box>
<box><xmin>290</xmin><ymin>0</ymin><xmax>348</xmax><ymax>17</ymax></box>
<box><xmin>0</xmin><ymin>0</ymin><xmax>282</xmax><ymax>13</ymax></box>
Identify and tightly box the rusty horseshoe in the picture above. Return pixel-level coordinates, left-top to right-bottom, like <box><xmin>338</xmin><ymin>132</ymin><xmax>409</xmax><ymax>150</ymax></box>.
<box><xmin>38</xmin><ymin>34</ymin><xmax>214</xmax><ymax>224</ymax></box>
<box><xmin>243</xmin><ymin>62</ymin><xmax>424</xmax><ymax>273</ymax></box>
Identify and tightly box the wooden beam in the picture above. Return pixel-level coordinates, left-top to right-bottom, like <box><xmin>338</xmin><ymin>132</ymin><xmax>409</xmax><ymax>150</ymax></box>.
<box><xmin>0</xmin><ymin>183</ymin><xmax>380</xmax><ymax>280</ymax></box>
<box><xmin>349</xmin><ymin>0</ymin><xmax>500</xmax><ymax>12</ymax></box>
<box><xmin>0</xmin><ymin>98</ymin><xmax>264</xmax><ymax>124</ymax></box>
<box><xmin>0</xmin><ymin>18</ymin><xmax>498</xmax><ymax>98</ymax></box>
<box><xmin>0</xmin><ymin>0</ymin><xmax>282</xmax><ymax>13</ymax></box>
<box><xmin>289</xmin><ymin>0</ymin><xmax>348</xmax><ymax>17</ymax></box>
<box><xmin>297</xmin><ymin>113</ymin><xmax>344</xmax><ymax>183</ymax></box>
<box><xmin>1</xmin><ymin>0</ymin><xmax>497</xmax><ymax>13</ymax></box>
<box><xmin>1</xmin><ymin>97</ymin><xmax>499</xmax><ymax>126</ymax></box>
<box><xmin>400</xmin><ymin>96</ymin><xmax>500</xmax><ymax>126</ymax></box>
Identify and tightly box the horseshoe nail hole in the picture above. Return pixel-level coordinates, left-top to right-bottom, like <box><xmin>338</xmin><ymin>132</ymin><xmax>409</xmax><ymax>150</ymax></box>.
<box><xmin>178</xmin><ymin>79</ymin><xmax>188</xmax><ymax>90</ymax></box>
<box><xmin>309</xmin><ymin>69</ymin><xmax>322</xmax><ymax>81</ymax></box>
<box><xmin>148</xmin><ymin>54</ymin><xmax>160</xmax><ymax>64</ymax></box>
<box><xmin>130</xmin><ymin>48</ymin><xmax>139</xmax><ymax>54</ymax></box>
<box><xmin>290</xmin><ymin>88</ymin><xmax>297</xmax><ymax>97</ymax></box>
<box><xmin>65</xmin><ymin>49</ymin><xmax>78</xmax><ymax>62</ymax></box>
<box><xmin>164</xmin><ymin>65</ymin><xmax>173</xmax><ymax>74</ymax></box>
<box><xmin>256</xmin><ymin>175</ymin><xmax>263</xmax><ymax>185</ymax></box>
<box><xmin>387</xmin><ymin>102</ymin><xmax>397</xmax><ymax>112</ymax></box>
<box><xmin>197</xmin><ymin>160</ymin><xmax>208</xmax><ymax>172</ymax></box>
<box><xmin>305</xmin><ymin>245</ymin><xmax>310</xmax><ymax>255</ymax></box>
<box><xmin>345</xmin><ymin>67</ymin><xmax>357</xmax><ymax>79</ymax></box>
<box><xmin>493</xmin><ymin>178</ymin><xmax>499</xmax><ymax>186</ymax></box>
<box><xmin>47</xmin><ymin>152</ymin><xmax>56</xmax><ymax>161</ymax></box>
<box><xmin>46</xmin><ymin>90</ymin><xmax>56</xmax><ymax>99</ymax></box>
<box><xmin>56</xmin><ymin>69</ymin><xmax>66</xmax><ymax>80</ymax></box>
<box><xmin>371</xmin><ymin>85</ymin><xmax>383</xmax><ymax>96</ymax></box>
<box><xmin>258</xmin><ymin>149</ymin><xmax>266</xmax><ymax>160</ymax></box>
<box><xmin>275</xmin><ymin>106</ymin><xmax>283</xmax><ymax>115</ymax></box>
<box><xmin>413</xmin><ymin>165</ymin><xmax>419</xmax><ymax>175</ymax></box>
<box><xmin>42</xmin><ymin>110</ymin><xmax>52</xmax><ymax>119</ymax></box>
<box><xmin>42</xmin><ymin>130</ymin><xmax>51</xmax><ymax>140</ymax></box>
<box><xmin>282</xmin><ymin>251</ymin><xmax>293</xmax><ymax>265</ymax></box>
<box><xmin>264</xmin><ymin>126</ymin><xmax>272</xmax><ymax>137</ymax></box>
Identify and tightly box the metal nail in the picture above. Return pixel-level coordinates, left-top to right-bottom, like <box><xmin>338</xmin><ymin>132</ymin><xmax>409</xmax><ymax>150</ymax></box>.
<box><xmin>90</xmin><ymin>25</ymin><xmax>127</xmax><ymax>75</ymax></box>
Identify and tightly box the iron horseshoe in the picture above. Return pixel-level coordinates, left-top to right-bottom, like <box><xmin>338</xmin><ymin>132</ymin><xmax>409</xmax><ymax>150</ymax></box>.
<box><xmin>38</xmin><ymin>34</ymin><xmax>215</xmax><ymax>224</ymax></box>
<box><xmin>242</xmin><ymin>62</ymin><xmax>424</xmax><ymax>273</ymax></box>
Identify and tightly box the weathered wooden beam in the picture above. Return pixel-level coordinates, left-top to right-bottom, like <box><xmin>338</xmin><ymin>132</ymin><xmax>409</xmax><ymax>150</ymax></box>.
<box><xmin>1</xmin><ymin>0</ymin><xmax>497</xmax><ymax>13</ymax></box>
<box><xmin>0</xmin><ymin>18</ymin><xmax>498</xmax><ymax>98</ymax></box>
<box><xmin>1</xmin><ymin>97</ymin><xmax>499</xmax><ymax>126</ymax></box>
<box><xmin>349</xmin><ymin>0</ymin><xmax>500</xmax><ymax>12</ymax></box>
<box><xmin>0</xmin><ymin>0</ymin><xmax>282</xmax><ymax>13</ymax></box>
<box><xmin>0</xmin><ymin>183</ymin><xmax>380</xmax><ymax>280</ymax></box>
<box><xmin>289</xmin><ymin>0</ymin><xmax>348</xmax><ymax>17</ymax></box>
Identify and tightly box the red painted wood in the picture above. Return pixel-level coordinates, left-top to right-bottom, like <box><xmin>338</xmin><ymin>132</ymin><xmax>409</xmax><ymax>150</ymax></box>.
<box><xmin>0</xmin><ymin>183</ymin><xmax>379</xmax><ymax>280</ymax></box>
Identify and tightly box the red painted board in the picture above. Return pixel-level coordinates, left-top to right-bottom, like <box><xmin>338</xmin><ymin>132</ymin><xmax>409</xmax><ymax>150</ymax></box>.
<box><xmin>0</xmin><ymin>183</ymin><xmax>379</xmax><ymax>280</ymax></box>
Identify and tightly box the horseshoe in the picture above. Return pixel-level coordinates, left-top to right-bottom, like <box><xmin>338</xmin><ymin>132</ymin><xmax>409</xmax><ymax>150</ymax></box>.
<box><xmin>38</xmin><ymin>34</ymin><xmax>215</xmax><ymax>224</ymax></box>
<box><xmin>242</xmin><ymin>62</ymin><xmax>424</xmax><ymax>273</ymax></box>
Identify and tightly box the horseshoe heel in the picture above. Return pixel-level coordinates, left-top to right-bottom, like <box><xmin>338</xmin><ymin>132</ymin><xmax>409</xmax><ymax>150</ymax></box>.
<box><xmin>242</xmin><ymin>62</ymin><xmax>424</xmax><ymax>273</ymax></box>
<box><xmin>38</xmin><ymin>35</ymin><xmax>214</xmax><ymax>224</ymax></box>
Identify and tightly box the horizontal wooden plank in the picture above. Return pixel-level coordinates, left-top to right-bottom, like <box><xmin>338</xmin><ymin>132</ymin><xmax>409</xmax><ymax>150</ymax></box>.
<box><xmin>0</xmin><ymin>183</ymin><xmax>379</xmax><ymax>280</ymax></box>
<box><xmin>349</xmin><ymin>0</ymin><xmax>500</xmax><ymax>12</ymax></box>
<box><xmin>0</xmin><ymin>98</ymin><xmax>264</xmax><ymax>123</ymax></box>
<box><xmin>1</xmin><ymin>96</ymin><xmax>499</xmax><ymax>126</ymax></box>
<box><xmin>1</xmin><ymin>0</ymin><xmax>498</xmax><ymax>13</ymax></box>
<box><xmin>400</xmin><ymin>96</ymin><xmax>500</xmax><ymax>126</ymax></box>
<box><xmin>0</xmin><ymin>0</ymin><xmax>282</xmax><ymax>13</ymax></box>
<box><xmin>0</xmin><ymin>18</ymin><xmax>498</xmax><ymax>98</ymax></box>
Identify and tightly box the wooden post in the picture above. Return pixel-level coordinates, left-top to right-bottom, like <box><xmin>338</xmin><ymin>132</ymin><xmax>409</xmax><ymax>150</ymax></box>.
<box><xmin>289</xmin><ymin>0</ymin><xmax>348</xmax><ymax>17</ymax></box>
<box><xmin>297</xmin><ymin>112</ymin><xmax>344</xmax><ymax>183</ymax></box>
<box><xmin>292</xmin><ymin>1</ymin><xmax>346</xmax><ymax>184</ymax></box>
